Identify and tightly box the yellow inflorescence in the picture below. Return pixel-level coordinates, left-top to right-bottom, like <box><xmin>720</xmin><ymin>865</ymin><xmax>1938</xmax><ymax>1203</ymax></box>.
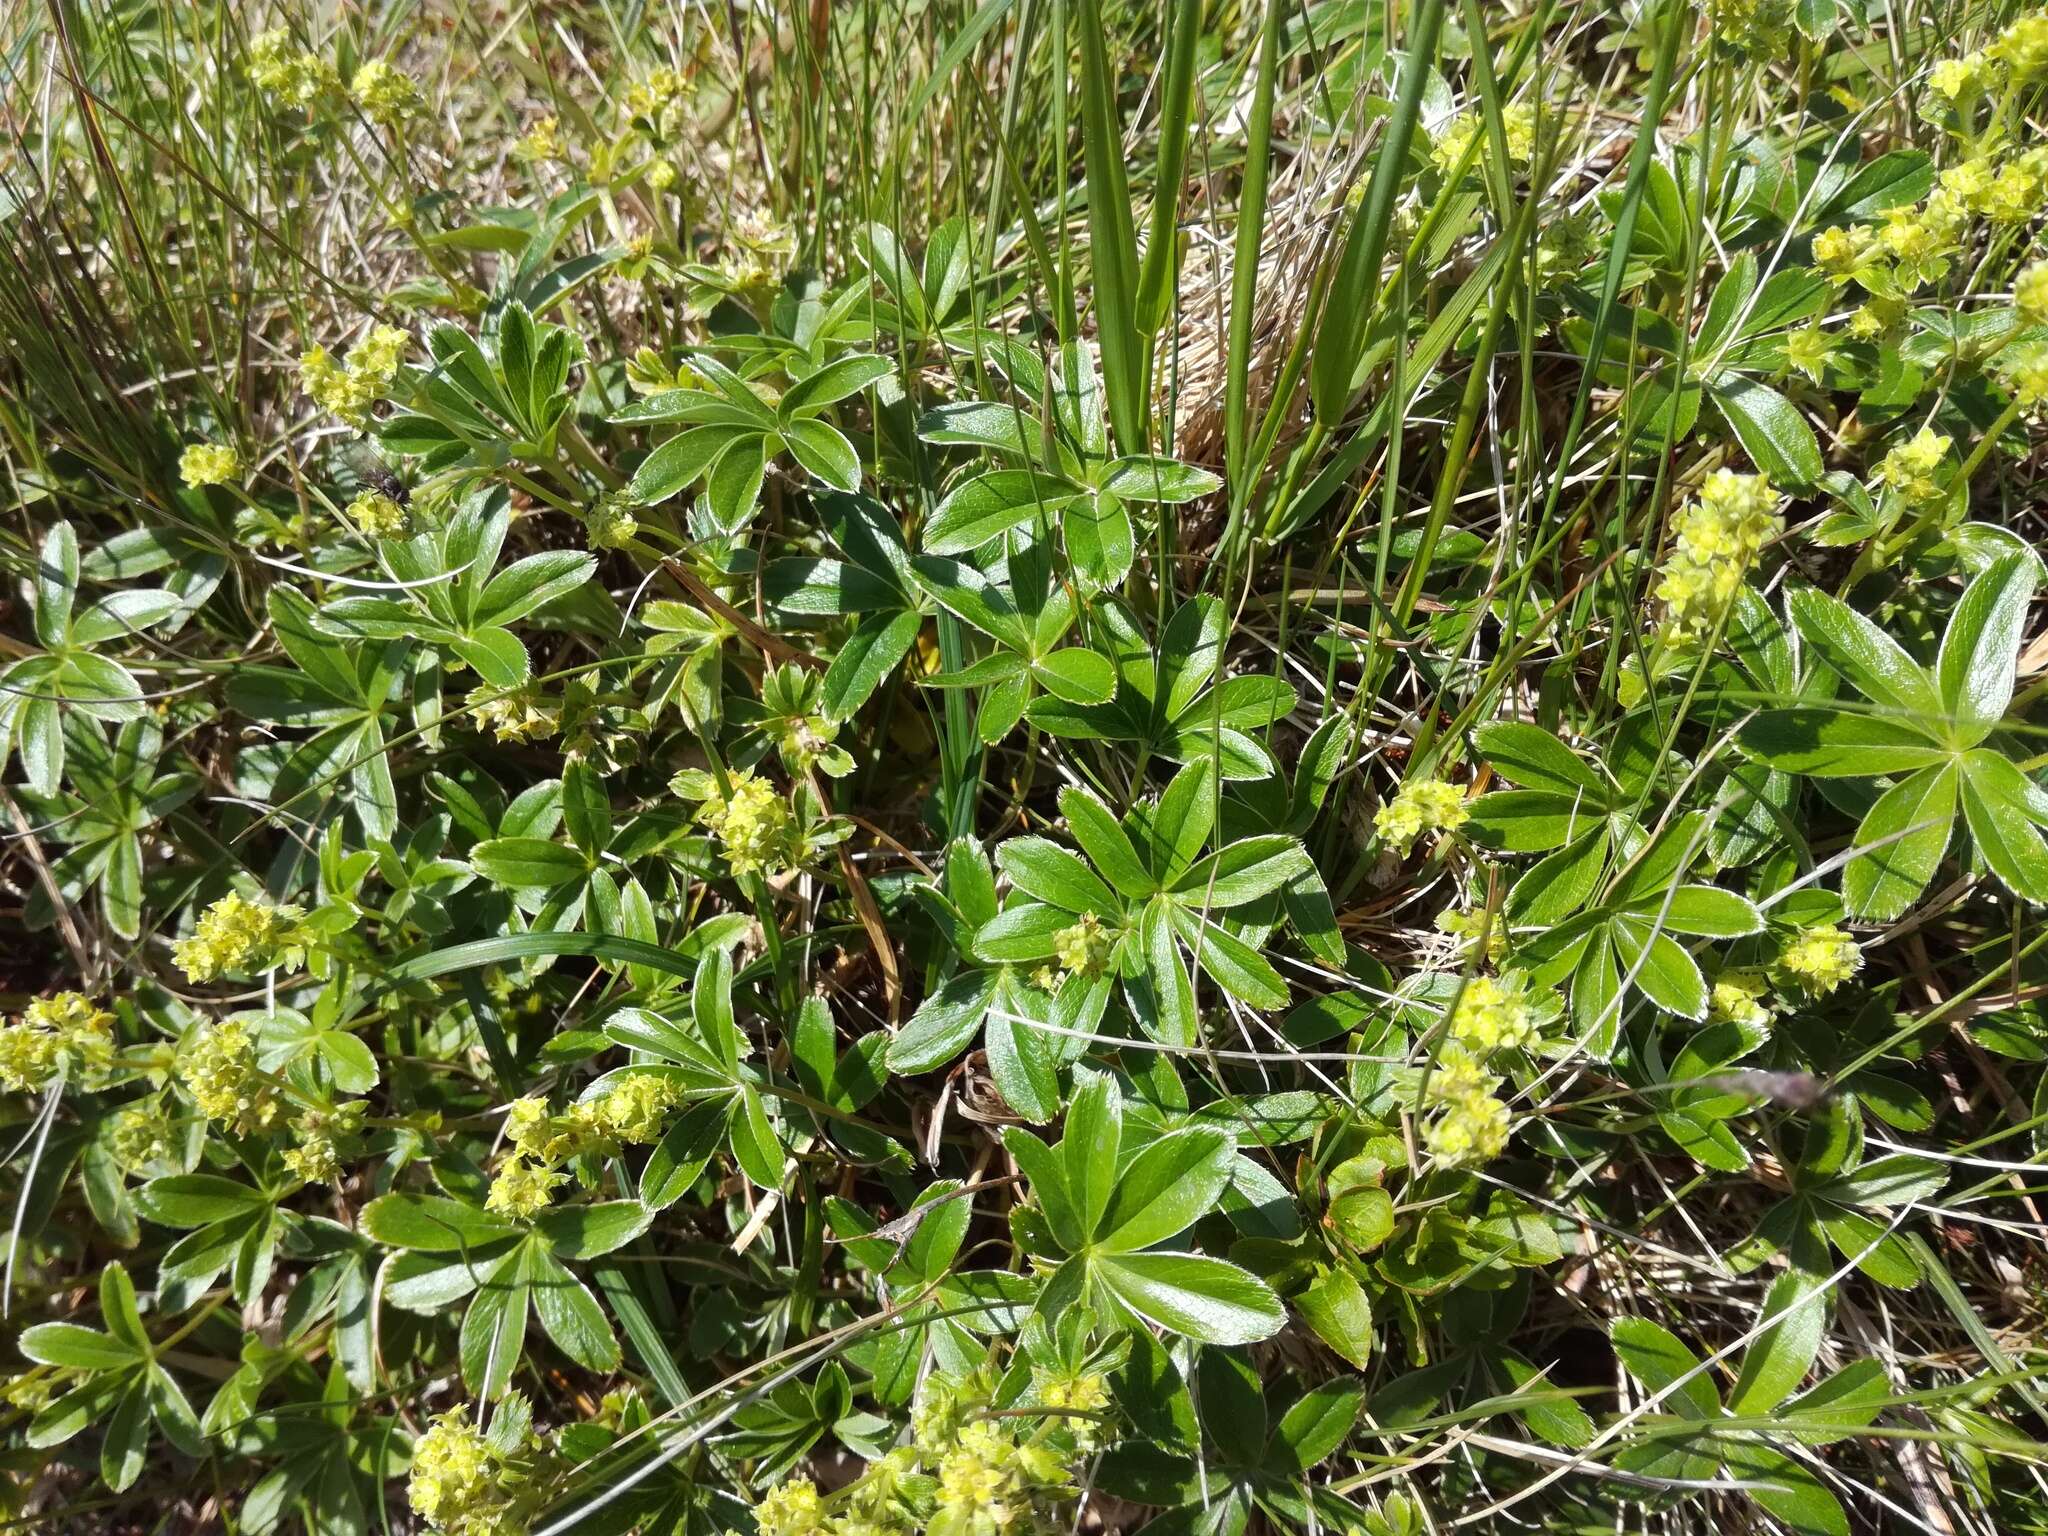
<box><xmin>178</xmin><ymin>1019</ymin><xmax>281</xmax><ymax>1134</ymax></box>
<box><xmin>1447</xmin><ymin>973</ymin><xmax>1539</xmax><ymax>1054</ymax></box>
<box><xmin>754</xmin><ymin>1477</ymin><xmax>829</xmax><ymax>1536</ymax></box>
<box><xmin>1425</xmin><ymin>1081</ymin><xmax>1511</xmax><ymax>1167</ymax></box>
<box><xmin>2016</xmin><ymin>259</ymin><xmax>2048</xmax><ymax>325</ymax></box>
<box><xmin>487</xmin><ymin>1076</ymin><xmax>681</xmax><ymax>1218</ymax></box>
<box><xmin>299</xmin><ymin>324</ymin><xmax>409</xmax><ymax>429</ymax></box>
<box><xmin>109</xmin><ymin>1099</ymin><xmax>175</xmax><ymax>1171</ymax></box>
<box><xmin>345</xmin><ymin>489</ymin><xmax>411</xmax><ymax>539</ymax></box>
<box><xmin>1997</xmin><ymin>338</ymin><xmax>2048</xmax><ymax>408</ymax></box>
<box><xmin>179</xmin><ymin>442</ymin><xmax>241</xmax><ymax>488</ymax></box>
<box><xmin>351</xmin><ymin>61</ymin><xmax>423</xmax><ymax>128</ymax></box>
<box><xmin>1375</xmin><ymin>778</ymin><xmax>1468</xmax><ymax>854</ymax></box>
<box><xmin>698</xmin><ymin>771</ymin><xmax>798</xmax><ymax>878</ymax></box>
<box><xmin>516</xmin><ymin>115</ymin><xmax>565</xmax><ymax>165</ymax></box>
<box><xmin>173</xmin><ymin>892</ymin><xmax>307</xmax><ymax>983</ymax></box>
<box><xmin>248</xmin><ymin>29</ymin><xmax>340</xmax><ymax>109</ymax></box>
<box><xmin>1708</xmin><ymin>970</ymin><xmax>1773</xmax><ymax>1030</ymax></box>
<box><xmin>1706</xmin><ymin>0</ymin><xmax>1793</xmax><ymax>55</ymax></box>
<box><xmin>583</xmin><ymin>490</ymin><xmax>639</xmax><ymax>550</ymax></box>
<box><xmin>466</xmin><ymin>686</ymin><xmax>559</xmax><ymax>744</ymax></box>
<box><xmin>408</xmin><ymin>1409</ymin><xmax>523</xmax><ymax>1536</ymax></box>
<box><xmin>1051</xmin><ymin>912</ymin><xmax>1115</xmax><ymax>980</ymax></box>
<box><xmin>1655</xmin><ymin>469</ymin><xmax>1781</xmax><ymax>644</ymax></box>
<box><xmin>1778</xmin><ymin>924</ymin><xmax>1862</xmax><ymax>996</ymax></box>
<box><xmin>0</xmin><ymin>992</ymin><xmax>115</xmax><ymax>1093</ymax></box>
<box><xmin>1431</xmin><ymin>103</ymin><xmax>1536</xmax><ymax>177</ymax></box>
<box><xmin>1874</xmin><ymin>426</ymin><xmax>1952</xmax><ymax>508</ymax></box>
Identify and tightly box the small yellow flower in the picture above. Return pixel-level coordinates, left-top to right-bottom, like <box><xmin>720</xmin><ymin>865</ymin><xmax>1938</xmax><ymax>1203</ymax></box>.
<box><xmin>248</xmin><ymin>29</ymin><xmax>339</xmax><ymax>109</ymax></box>
<box><xmin>2015</xmin><ymin>260</ymin><xmax>2048</xmax><ymax>327</ymax></box>
<box><xmin>178</xmin><ymin>1019</ymin><xmax>280</xmax><ymax>1133</ymax></box>
<box><xmin>753</xmin><ymin>1476</ymin><xmax>827</xmax><ymax>1536</ymax></box>
<box><xmin>485</xmin><ymin>1153</ymin><xmax>564</xmax><ymax>1219</ymax></box>
<box><xmin>300</xmin><ymin>325</ymin><xmax>409</xmax><ymax>429</ymax></box>
<box><xmin>408</xmin><ymin>1407</ymin><xmax>522</xmax><ymax>1536</ymax></box>
<box><xmin>1929</xmin><ymin>52</ymin><xmax>1989</xmax><ymax>102</ymax></box>
<box><xmin>465</xmin><ymin>686</ymin><xmax>558</xmax><ymax>744</ymax></box>
<box><xmin>1051</xmin><ymin>911</ymin><xmax>1115</xmax><ymax>980</ymax></box>
<box><xmin>1437</xmin><ymin>907</ymin><xmax>1507</xmax><ymax>967</ymax></box>
<box><xmin>1778</xmin><ymin>924</ymin><xmax>1860</xmax><ymax>996</ymax></box>
<box><xmin>515</xmin><ymin>114</ymin><xmax>565</xmax><ymax>165</ymax></box>
<box><xmin>345</xmin><ymin>489</ymin><xmax>410</xmax><ymax>539</ymax></box>
<box><xmin>0</xmin><ymin>990</ymin><xmax>115</xmax><ymax>1092</ymax></box>
<box><xmin>1997</xmin><ymin>338</ymin><xmax>2048</xmax><ymax>409</ymax></box>
<box><xmin>1874</xmin><ymin>426</ymin><xmax>1951</xmax><ymax>508</ymax></box>
<box><xmin>1425</xmin><ymin>1085</ymin><xmax>1510</xmax><ymax>1167</ymax></box>
<box><xmin>1375</xmin><ymin>778</ymin><xmax>1468</xmax><ymax>854</ymax></box>
<box><xmin>109</xmin><ymin>1099</ymin><xmax>175</xmax><ymax>1171</ymax></box>
<box><xmin>1708</xmin><ymin>970</ymin><xmax>1773</xmax><ymax>1029</ymax></box>
<box><xmin>174</xmin><ymin>892</ymin><xmax>307</xmax><ymax>983</ymax></box>
<box><xmin>351</xmin><ymin>60</ymin><xmax>423</xmax><ymax>128</ymax></box>
<box><xmin>1990</xmin><ymin>12</ymin><xmax>2048</xmax><ymax>80</ymax></box>
<box><xmin>179</xmin><ymin>442</ymin><xmax>241</xmax><ymax>488</ymax></box>
<box><xmin>1447</xmin><ymin>973</ymin><xmax>1539</xmax><ymax>1055</ymax></box>
<box><xmin>583</xmin><ymin>490</ymin><xmax>638</xmax><ymax>550</ymax></box>
<box><xmin>697</xmin><ymin>771</ymin><xmax>798</xmax><ymax>878</ymax></box>
<box><xmin>1656</xmin><ymin>469</ymin><xmax>1781</xmax><ymax>644</ymax></box>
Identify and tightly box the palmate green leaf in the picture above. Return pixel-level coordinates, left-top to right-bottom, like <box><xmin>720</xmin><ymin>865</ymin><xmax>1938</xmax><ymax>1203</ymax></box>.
<box><xmin>916</xmin><ymin>399</ymin><xmax>1042</xmax><ymax>457</ymax></box>
<box><xmin>528</xmin><ymin>1247</ymin><xmax>620</xmax><ymax>1372</ymax></box>
<box><xmin>782</xmin><ymin>418</ymin><xmax>862</xmax><ymax>492</ymax></box>
<box><xmin>823</xmin><ymin>608</ymin><xmax>920</xmax><ymax>721</ymax></box>
<box><xmin>1936</xmin><ymin>554</ymin><xmax>2035</xmax><ymax>744</ymax></box>
<box><xmin>1711</xmin><ymin>375</ymin><xmax>1823</xmax><ymax>487</ymax></box>
<box><xmin>983</xmin><ymin>975</ymin><xmax>1060</xmax><ymax>1122</ymax></box>
<box><xmin>1173</xmin><ymin>836</ymin><xmax>1312</xmax><ymax>907</ymax></box>
<box><xmin>20</xmin><ymin>1322</ymin><xmax>141</xmax><ymax>1371</ymax></box>
<box><xmin>1090</xmin><ymin>1252</ymin><xmax>1285</xmax><ymax>1345</ymax></box>
<box><xmin>927</xmin><ymin>469</ymin><xmax>1071</xmax><ymax>556</ymax></box>
<box><xmin>1728</xmin><ymin>1269</ymin><xmax>1825</xmax><ymax>1415</ymax></box>
<box><xmin>1029</xmin><ymin>648</ymin><xmax>1115</xmax><ymax>704</ymax></box>
<box><xmin>1063</xmin><ymin>1070</ymin><xmax>1121</xmax><ymax>1241</ymax></box>
<box><xmin>996</xmin><ymin>836</ymin><xmax>1121</xmax><ymax>917</ymax></box>
<box><xmin>630</xmin><ymin>424</ymin><xmax>755</xmax><ymax>504</ymax></box>
<box><xmin>1474</xmin><ymin>720</ymin><xmax>1607</xmax><ymax>794</ymax></box>
<box><xmin>1610</xmin><ymin>1316</ymin><xmax>1717</xmax><ymax>1417</ymax></box>
<box><xmin>1739</xmin><ymin>709</ymin><xmax>1949</xmax><ymax>776</ymax></box>
<box><xmin>1059</xmin><ymin>787</ymin><xmax>1155</xmax><ymax>898</ymax></box>
<box><xmin>1168</xmin><ymin>905</ymin><xmax>1289</xmax><ymax>1009</ymax></box>
<box><xmin>780</xmin><ymin>353</ymin><xmax>891</xmax><ymax>417</ymax></box>
<box><xmin>460</xmin><ymin>1248</ymin><xmax>530</xmax><ymax>1400</ymax></box>
<box><xmin>1787</xmin><ymin>586</ymin><xmax>1942</xmax><ymax>719</ymax></box>
<box><xmin>887</xmin><ymin>970</ymin><xmax>997</xmax><ymax>1073</ymax></box>
<box><xmin>1845</xmin><ymin>761</ymin><xmax>1958</xmax><ymax>919</ymax></box>
<box><xmin>362</xmin><ymin>1193</ymin><xmax>517</xmax><ymax>1252</ymax></box>
<box><xmin>1962</xmin><ymin>752</ymin><xmax>2048</xmax><ymax>903</ymax></box>
<box><xmin>1096</xmin><ymin>1128</ymin><xmax>1236</xmax><ymax>1253</ymax></box>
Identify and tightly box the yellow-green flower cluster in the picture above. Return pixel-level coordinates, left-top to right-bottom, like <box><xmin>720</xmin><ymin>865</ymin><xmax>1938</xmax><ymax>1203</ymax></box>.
<box><xmin>1655</xmin><ymin>469</ymin><xmax>1781</xmax><ymax>644</ymax></box>
<box><xmin>299</xmin><ymin>324</ymin><xmax>408</xmax><ymax>429</ymax></box>
<box><xmin>1051</xmin><ymin>912</ymin><xmax>1115</xmax><ymax>981</ymax></box>
<box><xmin>2016</xmin><ymin>259</ymin><xmax>2048</xmax><ymax>325</ymax></box>
<box><xmin>583</xmin><ymin>490</ymin><xmax>639</xmax><ymax>550</ymax></box>
<box><xmin>1375</xmin><ymin>778</ymin><xmax>1468</xmax><ymax>854</ymax></box>
<box><xmin>466</xmin><ymin>686</ymin><xmax>559</xmax><ymax>744</ymax></box>
<box><xmin>178</xmin><ymin>1019</ymin><xmax>281</xmax><ymax>1134</ymax></box>
<box><xmin>1431</xmin><ymin>103</ymin><xmax>1536</xmax><ymax>177</ymax></box>
<box><xmin>487</xmin><ymin>1076</ymin><xmax>681</xmax><ymax>1218</ymax></box>
<box><xmin>1990</xmin><ymin>10</ymin><xmax>2048</xmax><ymax>80</ymax></box>
<box><xmin>1425</xmin><ymin>968</ymin><xmax>1542</xmax><ymax>1168</ymax></box>
<box><xmin>1784</xmin><ymin>323</ymin><xmax>1839</xmax><ymax>385</ymax></box>
<box><xmin>173</xmin><ymin>892</ymin><xmax>308</xmax><ymax>983</ymax></box>
<box><xmin>697</xmin><ymin>771</ymin><xmax>799</xmax><ymax>878</ymax></box>
<box><xmin>1874</xmin><ymin>427</ymin><xmax>1951</xmax><ymax>508</ymax></box>
<box><xmin>350</xmin><ymin>61</ymin><xmax>423</xmax><ymax>128</ymax></box>
<box><xmin>1996</xmin><ymin>338</ymin><xmax>2048</xmax><ymax>408</ymax></box>
<box><xmin>1777</xmin><ymin>924</ymin><xmax>1861</xmax><ymax>996</ymax></box>
<box><xmin>179</xmin><ymin>442</ymin><xmax>241</xmax><ymax>489</ymax></box>
<box><xmin>1424</xmin><ymin>1048</ymin><xmax>1510</xmax><ymax>1168</ymax></box>
<box><xmin>1708</xmin><ymin>969</ymin><xmax>1773</xmax><ymax>1030</ymax></box>
<box><xmin>1447</xmin><ymin>973</ymin><xmax>1539</xmax><ymax>1054</ymax></box>
<box><xmin>1706</xmin><ymin>0</ymin><xmax>1793</xmax><ymax>56</ymax></box>
<box><xmin>1034</xmin><ymin>1370</ymin><xmax>1110</xmax><ymax>1453</ymax></box>
<box><xmin>516</xmin><ymin>115</ymin><xmax>565</xmax><ymax>165</ymax></box>
<box><xmin>283</xmin><ymin>1101</ymin><xmax>364</xmax><ymax>1185</ymax></box>
<box><xmin>755</xmin><ymin>1477</ymin><xmax>828</xmax><ymax>1536</ymax></box>
<box><xmin>408</xmin><ymin>1408</ymin><xmax>525</xmax><ymax>1536</ymax></box>
<box><xmin>718</xmin><ymin>212</ymin><xmax>798</xmax><ymax>297</ymax></box>
<box><xmin>625</xmin><ymin>66</ymin><xmax>693</xmax><ymax>141</ymax></box>
<box><xmin>248</xmin><ymin>29</ymin><xmax>339</xmax><ymax>109</ymax></box>
<box><xmin>345</xmin><ymin>488</ymin><xmax>410</xmax><ymax>539</ymax></box>
<box><xmin>0</xmin><ymin>992</ymin><xmax>115</xmax><ymax>1093</ymax></box>
<box><xmin>110</xmin><ymin>1098</ymin><xmax>176</xmax><ymax>1171</ymax></box>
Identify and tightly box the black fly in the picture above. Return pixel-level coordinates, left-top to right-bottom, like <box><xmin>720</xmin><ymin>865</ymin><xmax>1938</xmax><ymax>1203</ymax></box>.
<box><xmin>341</xmin><ymin>439</ymin><xmax>410</xmax><ymax>507</ymax></box>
